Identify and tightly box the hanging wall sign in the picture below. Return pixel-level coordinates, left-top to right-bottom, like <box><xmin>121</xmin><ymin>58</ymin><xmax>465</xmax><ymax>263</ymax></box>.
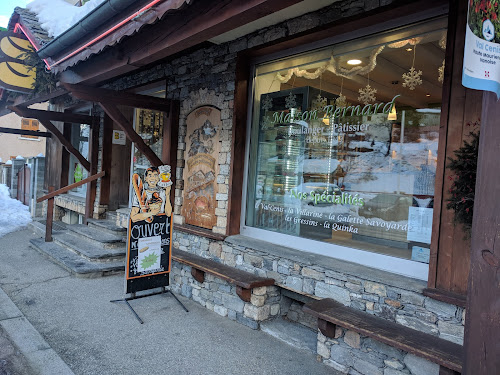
<box><xmin>463</xmin><ymin>1</ymin><xmax>500</xmax><ymax>98</ymax></box>
<box><xmin>182</xmin><ymin>106</ymin><xmax>221</xmax><ymax>229</ymax></box>
<box><xmin>0</xmin><ymin>31</ymin><xmax>36</xmax><ymax>93</ymax></box>
<box><xmin>126</xmin><ymin>165</ymin><xmax>173</xmax><ymax>294</ymax></box>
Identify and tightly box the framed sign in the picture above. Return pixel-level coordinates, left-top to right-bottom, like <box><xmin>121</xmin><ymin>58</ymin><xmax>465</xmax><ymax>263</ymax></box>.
<box><xmin>112</xmin><ymin>130</ymin><xmax>126</xmax><ymax>145</ymax></box>
<box><xmin>182</xmin><ymin>106</ymin><xmax>221</xmax><ymax>229</ymax></box>
<box><xmin>126</xmin><ymin>165</ymin><xmax>173</xmax><ymax>294</ymax></box>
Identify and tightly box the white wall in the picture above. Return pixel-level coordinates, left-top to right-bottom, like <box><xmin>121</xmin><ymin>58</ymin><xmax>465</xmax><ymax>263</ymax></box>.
<box><xmin>0</xmin><ymin>102</ymin><xmax>47</xmax><ymax>163</ymax></box>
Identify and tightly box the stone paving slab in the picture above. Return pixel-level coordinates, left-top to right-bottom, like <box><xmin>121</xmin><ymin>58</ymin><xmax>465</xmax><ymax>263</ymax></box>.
<box><xmin>0</xmin><ymin>288</ymin><xmax>74</xmax><ymax>375</ymax></box>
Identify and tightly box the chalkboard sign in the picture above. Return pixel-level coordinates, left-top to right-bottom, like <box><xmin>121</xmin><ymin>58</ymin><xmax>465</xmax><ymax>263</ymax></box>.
<box><xmin>126</xmin><ymin>165</ymin><xmax>173</xmax><ymax>294</ymax></box>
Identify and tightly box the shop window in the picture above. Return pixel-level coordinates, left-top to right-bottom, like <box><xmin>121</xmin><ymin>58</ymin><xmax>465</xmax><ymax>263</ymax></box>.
<box><xmin>68</xmin><ymin>123</ymin><xmax>90</xmax><ymax>196</ymax></box>
<box><xmin>21</xmin><ymin>118</ymin><xmax>39</xmax><ymax>139</ymax></box>
<box><xmin>243</xmin><ymin>18</ymin><xmax>448</xmax><ymax>279</ymax></box>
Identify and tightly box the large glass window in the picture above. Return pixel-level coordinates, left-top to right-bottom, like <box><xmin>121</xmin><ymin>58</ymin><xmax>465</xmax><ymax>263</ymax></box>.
<box><xmin>244</xmin><ymin>18</ymin><xmax>447</xmax><ymax>278</ymax></box>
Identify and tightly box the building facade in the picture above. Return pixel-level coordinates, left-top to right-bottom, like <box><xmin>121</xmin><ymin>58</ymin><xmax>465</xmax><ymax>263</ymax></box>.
<box><xmin>7</xmin><ymin>0</ymin><xmax>487</xmax><ymax>374</ymax></box>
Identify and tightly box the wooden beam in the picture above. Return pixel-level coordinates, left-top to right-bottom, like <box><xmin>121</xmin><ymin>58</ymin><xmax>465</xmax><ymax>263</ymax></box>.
<box><xmin>10</xmin><ymin>106</ymin><xmax>91</xmax><ymax>172</ymax></box>
<box><xmin>463</xmin><ymin>91</ymin><xmax>500</xmax><ymax>374</ymax></box>
<box><xmin>227</xmin><ymin>53</ymin><xmax>249</xmax><ymax>236</ymax></box>
<box><xmin>0</xmin><ymin>127</ymin><xmax>51</xmax><ymax>137</ymax></box>
<box><xmin>37</xmin><ymin>171</ymin><xmax>105</xmax><ymax>202</ymax></box>
<box><xmin>39</xmin><ymin>119</ymin><xmax>91</xmax><ymax>172</ymax></box>
<box><xmin>99</xmin><ymin>114</ymin><xmax>113</xmax><ymax>206</ymax></box>
<box><xmin>60</xmin><ymin>0</ymin><xmax>303</xmax><ymax>85</ymax></box>
<box><xmin>12</xmin><ymin>87</ymin><xmax>67</xmax><ymax>107</ymax></box>
<box><xmin>235</xmin><ymin>286</ymin><xmax>251</xmax><ymax>302</ymax></box>
<box><xmin>61</xmin><ymin>83</ymin><xmax>172</xmax><ymax>113</ymax></box>
<box><xmin>85</xmin><ymin>116</ymin><xmax>100</xmax><ymax>222</ymax></box>
<box><xmin>98</xmin><ymin>102</ymin><xmax>163</xmax><ymax>167</ymax></box>
<box><xmin>45</xmin><ymin>186</ymin><xmax>54</xmax><ymax>242</ymax></box>
<box><xmin>9</xmin><ymin>107</ymin><xmax>93</xmax><ymax>124</ymax></box>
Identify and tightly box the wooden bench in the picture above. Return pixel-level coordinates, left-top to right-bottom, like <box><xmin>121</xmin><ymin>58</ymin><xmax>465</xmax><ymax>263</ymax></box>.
<box><xmin>172</xmin><ymin>249</ymin><xmax>275</xmax><ymax>302</ymax></box>
<box><xmin>303</xmin><ymin>298</ymin><xmax>462</xmax><ymax>375</ymax></box>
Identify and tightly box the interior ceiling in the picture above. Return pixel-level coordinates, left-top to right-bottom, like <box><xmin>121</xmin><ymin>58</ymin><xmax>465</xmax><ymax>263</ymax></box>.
<box><xmin>280</xmin><ymin>35</ymin><xmax>447</xmax><ymax>109</ymax></box>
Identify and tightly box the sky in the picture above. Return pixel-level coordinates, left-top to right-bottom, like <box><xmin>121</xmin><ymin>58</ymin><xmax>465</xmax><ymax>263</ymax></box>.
<box><xmin>0</xmin><ymin>0</ymin><xmax>31</xmax><ymax>28</ymax></box>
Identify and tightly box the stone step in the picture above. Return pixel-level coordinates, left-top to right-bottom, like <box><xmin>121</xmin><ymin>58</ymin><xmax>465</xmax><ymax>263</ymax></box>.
<box><xmin>30</xmin><ymin>239</ymin><xmax>124</xmax><ymax>278</ymax></box>
<box><xmin>28</xmin><ymin>220</ymin><xmax>67</xmax><ymax>237</ymax></box>
<box><xmin>115</xmin><ymin>208</ymin><xmax>131</xmax><ymax>229</ymax></box>
<box><xmin>67</xmin><ymin>224</ymin><xmax>125</xmax><ymax>249</ymax></box>
<box><xmin>87</xmin><ymin>218</ymin><xmax>127</xmax><ymax>237</ymax></box>
<box><xmin>53</xmin><ymin>232</ymin><xmax>126</xmax><ymax>262</ymax></box>
<box><xmin>105</xmin><ymin>210</ymin><xmax>118</xmax><ymax>222</ymax></box>
<box><xmin>260</xmin><ymin>317</ymin><xmax>317</xmax><ymax>354</ymax></box>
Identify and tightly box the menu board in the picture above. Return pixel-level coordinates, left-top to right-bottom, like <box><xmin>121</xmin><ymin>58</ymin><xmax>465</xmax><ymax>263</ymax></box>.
<box><xmin>125</xmin><ymin>165</ymin><xmax>173</xmax><ymax>294</ymax></box>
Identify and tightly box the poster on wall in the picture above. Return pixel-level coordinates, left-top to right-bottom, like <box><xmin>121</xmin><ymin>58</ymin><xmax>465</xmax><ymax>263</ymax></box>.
<box><xmin>182</xmin><ymin>106</ymin><xmax>221</xmax><ymax>229</ymax></box>
<box><xmin>126</xmin><ymin>165</ymin><xmax>173</xmax><ymax>294</ymax></box>
<box><xmin>463</xmin><ymin>1</ymin><xmax>500</xmax><ymax>97</ymax></box>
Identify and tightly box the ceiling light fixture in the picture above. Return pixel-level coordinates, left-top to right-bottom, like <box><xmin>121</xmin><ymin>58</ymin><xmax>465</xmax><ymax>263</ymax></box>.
<box><xmin>347</xmin><ymin>59</ymin><xmax>362</xmax><ymax>65</ymax></box>
<box><xmin>426</xmin><ymin>94</ymin><xmax>431</xmax><ymax>97</ymax></box>
<box><xmin>406</xmin><ymin>48</ymin><xmax>413</xmax><ymax>52</ymax></box>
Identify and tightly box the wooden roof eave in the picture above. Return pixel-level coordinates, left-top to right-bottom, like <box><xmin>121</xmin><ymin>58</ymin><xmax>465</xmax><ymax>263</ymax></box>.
<box><xmin>57</xmin><ymin>0</ymin><xmax>304</xmax><ymax>86</ymax></box>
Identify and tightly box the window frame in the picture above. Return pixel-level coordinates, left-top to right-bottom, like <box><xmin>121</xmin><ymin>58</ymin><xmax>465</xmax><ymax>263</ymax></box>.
<box><xmin>238</xmin><ymin>3</ymin><xmax>451</xmax><ymax>281</ymax></box>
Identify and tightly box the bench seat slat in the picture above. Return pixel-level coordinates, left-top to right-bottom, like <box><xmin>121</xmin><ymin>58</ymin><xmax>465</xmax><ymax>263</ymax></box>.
<box><xmin>172</xmin><ymin>249</ymin><xmax>275</xmax><ymax>289</ymax></box>
<box><xmin>304</xmin><ymin>299</ymin><xmax>462</xmax><ymax>373</ymax></box>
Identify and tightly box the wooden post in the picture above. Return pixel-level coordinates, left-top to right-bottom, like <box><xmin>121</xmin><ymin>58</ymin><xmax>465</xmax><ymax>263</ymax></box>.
<box><xmin>84</xmin><ymin>116</ymin><xmax>100</xmax><ymax>223</ymax></box>
<box><xmin>463</xmin><ymin>91</ymin><xmax>500</xmax><ymax>374</ymax></box>
<box><xmin>45</xmin><ymin>186</ymin><xmax>55</xmax><ymax>242</ymax></box>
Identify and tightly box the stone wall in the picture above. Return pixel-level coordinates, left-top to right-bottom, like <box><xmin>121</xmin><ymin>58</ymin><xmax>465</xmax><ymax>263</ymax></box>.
<box><xmin>166</xmin><ymin>230</ymin><xmax>464</xmax><ymax>375</ymax></box>
<box><xmin>171</xmin><ymin>261</ymin><xmax>281</xmax><ymax>329</ymax></box>
<box><xmin>318</xmin><ymin>328</ymin><xmax>441</xmax><ymax>375</ymax></box>
<box><xmin>171</xmin><ymin>231</ymin><xmax>465</xmax><ymax>343</ymax></box>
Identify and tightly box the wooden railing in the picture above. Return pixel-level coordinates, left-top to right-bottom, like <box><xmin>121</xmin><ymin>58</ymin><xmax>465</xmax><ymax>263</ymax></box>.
<box><xmin>37</xmin><ymin>171</ymin><xmax>105</xmax><ymax>242</ymax></box>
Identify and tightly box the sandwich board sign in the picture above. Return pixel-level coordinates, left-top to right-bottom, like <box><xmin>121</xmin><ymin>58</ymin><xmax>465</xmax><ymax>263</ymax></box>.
<box><xmin>126</xmin><ymin>165</ymin><xmax>173</xmax><ymax>294</ymax></box>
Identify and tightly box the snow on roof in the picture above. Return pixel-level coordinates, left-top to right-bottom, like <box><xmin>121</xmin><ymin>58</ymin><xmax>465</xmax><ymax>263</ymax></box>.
<box><xmin>27</xmin><ymin>0</ymin><xmax>105</xmax><ymax>38</ymax></box>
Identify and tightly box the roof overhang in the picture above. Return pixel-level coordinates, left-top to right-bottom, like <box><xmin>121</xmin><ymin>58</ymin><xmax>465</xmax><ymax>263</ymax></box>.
<box><xmin>54</xmin><ymin>0</ymin><xmax>307</xmax><ymax>85</ymax></box>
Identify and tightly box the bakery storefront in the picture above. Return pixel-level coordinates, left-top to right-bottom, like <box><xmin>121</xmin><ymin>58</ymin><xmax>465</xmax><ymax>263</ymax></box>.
<box><xmin>242</xmin><ymin>16</ymin><xmax>447</xmax><ymax>281</ymax></box>
<box><xmin>17</xmin><ymin>0</ymin><xmax>476</xmax><ymax>372</ymax></box>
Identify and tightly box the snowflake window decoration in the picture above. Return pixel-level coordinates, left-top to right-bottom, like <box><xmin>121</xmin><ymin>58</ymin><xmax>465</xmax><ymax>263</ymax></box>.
<box><xmin>335</xmin><ymin>93</ymin><xmax>348</xmax><ymax>108</ymax></box>
<box><xmin>261</xmin><ymin>94</ymin><xmax>273</xmax><ymax>112</ymax></box>
<box><xmin>312</xmin><ymin>93</ymin><xmax>327</xmax><ymax>111</ymax></box>
<box><xmin>402</xmin><ymin>46</ymin><xmax>423</xmax><ymax>90</ymax></box>
<box><xmin>285</xmin><ymin>91</ymin><xmax>297</xmax><ymax>109</ymax></box>
<box><xmin>358</xmin><ymin>84</ymin><xmax>377</xmax><ymax>105</ymax></box>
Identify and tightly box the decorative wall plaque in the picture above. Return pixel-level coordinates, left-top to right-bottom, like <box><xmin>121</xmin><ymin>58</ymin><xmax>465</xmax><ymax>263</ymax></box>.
<box><xmin>182</xmin><ymin>106</ymin><xmax>221</xmax><ymax>229</ymax></box>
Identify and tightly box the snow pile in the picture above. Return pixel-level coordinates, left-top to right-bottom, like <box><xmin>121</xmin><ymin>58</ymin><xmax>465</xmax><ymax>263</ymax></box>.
<box><xmin>27</xmin><ymin>0</ymin><xmax>106</xmax><ymax>38</ymax></box>
<box><xmin>0</xmin><ymin>184</ymin><xmax>31</xmax><ymax>238</ymax></box>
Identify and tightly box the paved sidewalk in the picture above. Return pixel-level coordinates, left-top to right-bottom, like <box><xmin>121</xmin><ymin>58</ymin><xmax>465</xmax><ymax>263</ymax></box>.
<box><xmin>0</xmin><ymin>228</ymin><xmax>340</xmax><ymax>375</ymax></box>
<box><xmin>0</xmin><ymin>288</ymin><xmax>73</xmax><ymax>375</ymax></box>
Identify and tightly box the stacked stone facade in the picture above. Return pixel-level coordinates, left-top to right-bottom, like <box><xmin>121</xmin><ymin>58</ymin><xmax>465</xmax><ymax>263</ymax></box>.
<box><xmin>165</xmin><ymin>230</ymin><xmax>464</xmax><ymax>375</ymax></box>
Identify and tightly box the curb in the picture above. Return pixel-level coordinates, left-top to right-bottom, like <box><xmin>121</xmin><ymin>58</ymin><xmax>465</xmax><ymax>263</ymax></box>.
<box><xmin>0</xmin><ymin>287</ymin><xmax>75</xmax><ymax>375</ymax></box>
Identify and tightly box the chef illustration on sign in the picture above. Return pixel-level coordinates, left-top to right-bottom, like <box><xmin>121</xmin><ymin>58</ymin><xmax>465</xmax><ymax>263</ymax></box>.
<box><xmin>131</xmin><ymin>165</ymin><xmax>173</xmax><ymax>223</ymax></box>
